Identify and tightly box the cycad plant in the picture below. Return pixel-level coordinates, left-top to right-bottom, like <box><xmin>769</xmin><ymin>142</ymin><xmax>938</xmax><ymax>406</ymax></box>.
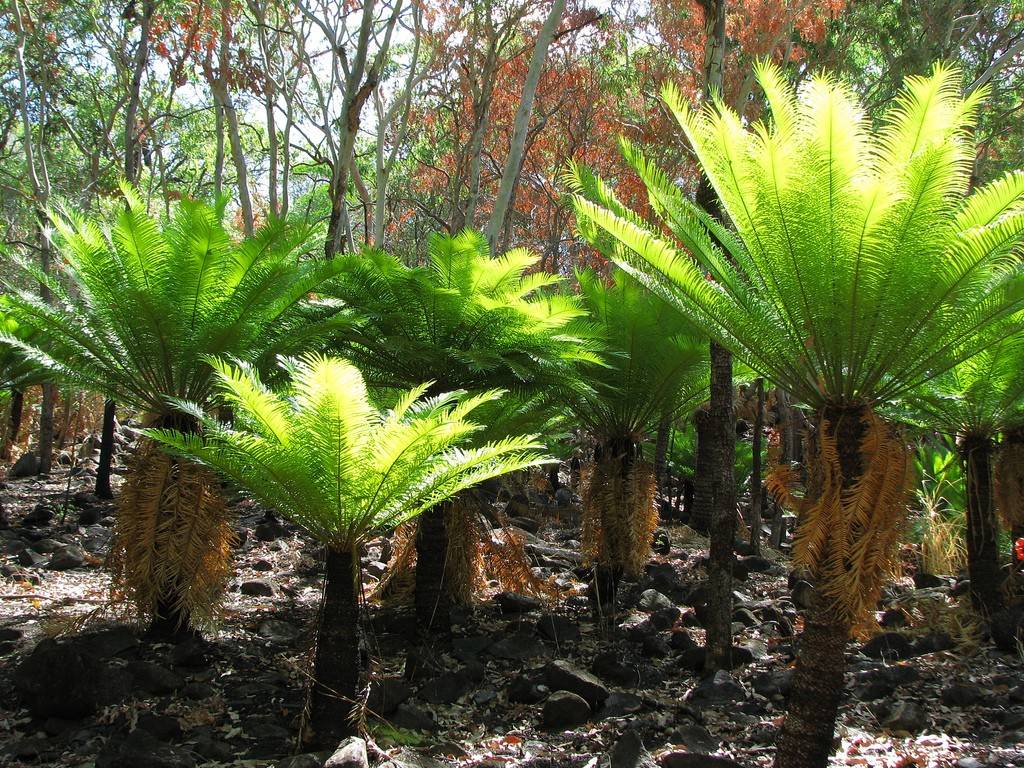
<box><xmin>0</xmin><ymin>301</ymin><xmax>48</xmax><ymax>461</ymax></box>
<box><xmin>907</xmin><ymin>334</ymin><xmax>1024</xmax><ymax>615</ymax></box>
<box><xmin>326</xmin><ymin>230</ymin><xmax>594</xmax><ymax>632</ymax></box>
<box><xmin>2</xmin><ymin>186</ymin><xmax>344</xmax><ymax>635</ymax></box>
<box><xmin>150</xmin><ymin>355</ymin><xmax>547</xmax><ymax>749</ymax></box>
<box><xmin>568</xmin><ymin>269</ymin><xmax>709</xmax><ymax>617</ymax></box>
<box><xmin>571</xmin><ymin>63</ymin><xmax>1024</xmax><ymax>768</ymax></box>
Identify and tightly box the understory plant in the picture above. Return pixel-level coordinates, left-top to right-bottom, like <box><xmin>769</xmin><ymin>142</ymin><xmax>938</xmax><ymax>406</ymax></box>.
<box><xmin>571</xmin><ymin>63</ymin><xmax>1024</xmax><ymax>768</ymax></box>
<box><xmin>150</xmin><ymin>355</ymin><xmax>547</xmax><ymax>749</ymax></box>
<box><xmin>2</xmin><ymin>186</ymin><xmax>344</xmax><ymax>635</ymax></box>
<box><xmin>906</xmin><ymin>334</ymin><xmax>1024</xmax><ymax>614</ymax></box>
<box><xmin>0</xmin><ymin>300</ymin><xmax>48</xmax><ymax>461</ymax></box>
<box><xmin>325</xmin><ymin>230</ymin><xmax>594</xmax><ymax>632</ymax></box>
<box><xmin>567</xmin><ymin>269</ymin><xmax>710</xmax><ymax>617</ymax></box>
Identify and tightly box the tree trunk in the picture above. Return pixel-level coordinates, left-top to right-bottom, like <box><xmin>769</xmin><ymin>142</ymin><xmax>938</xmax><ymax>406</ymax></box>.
<box><xmin>2</xmin><ymin>389</ymin><xmax>24</xmax><ymax>461</ymax></box>
<box><xmin>749</xmin><ymin>378</ymin><xmax>764</xmax><ymax>555</ymax></box>
<box><xmin>775</xmin><ymin>404</ymin><xmax>862</xmax><ymax>768</ymax></box>
<box><xmin>654</xmin><ymin>413</ymin><xmax>671</xmax><ymax>496</ymax></box>
<box><xmin>703</xmin><ymin>340</ymin><xmax>736</xmax><ymax>672</ymax></box>
<box><xmin>307</xmin><ymin>547</ymin><xmax>361</xmax><ymax>749</ymax></box>
<box><xmin>959</xmin><ymin>434</ymin><xmax>1003</xmax><ymax>616</ymax></box>
<box><xmin>774</xmin><ymin>607</ymin><xmax>850</xmax><ymax>768</ymax></box>
<box><xmin>95</xmin><ymin>400</ymin><xmax>116</xmax><ymax>499</ymax></box>
<box><xmin>415</xmin><ymin>501</ymin><xmax>451</xmax><ymax>633</ymax></box>
<box><xmin>485</xmin><ymin>0</ymin><xmax>566</xmax><ymax>249</ymax></box>
<box><xmin>38</xmin><ymin>383</ymin><xmax>55</xmax><ymax>475</ymax></box>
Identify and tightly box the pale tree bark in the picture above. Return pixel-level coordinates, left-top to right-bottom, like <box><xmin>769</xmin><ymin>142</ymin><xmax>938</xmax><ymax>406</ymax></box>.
<box><xmin>485</xmin><ymin>0</ymin><xmax>566</xmax><ymax>250</ymax></box>
<box><xmin>12</xmin><ymin>0</ymin><xmax>55</xmax><ymax>475</ymax></box>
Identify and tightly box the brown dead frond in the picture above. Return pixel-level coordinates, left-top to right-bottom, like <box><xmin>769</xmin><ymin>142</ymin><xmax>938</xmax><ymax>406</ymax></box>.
<box><xmin>372</xmin><ymin>522</ymin><xmax>417</xmax><ymax>603</ymax></box>
<box><xmin>792</xmin><ymin>410</ymin><xmax>915</xmax><ymax>626</ymax></box>
<box><xmin>581</xmin><ymin>453</ymin><xmax>657</xmax><ymax>579</ymax></box>
<box><xmin>483</xmin><ymin>527</ymin><xmax>556</xmax><ymax>599</ymax></box>
<box><xmin>443</xmin><ymin>495</ymin><xmax>486</xmax><ymax>604</ymax></box>
<box><xmin>995</xmin><ymin>433</ymin><xmax>1024</xmax><ymax>530</ymax></box>
<box><xmin>108</xmin><ymin>438</ymin><xmax>234</xmax><ymax>630</ymax></box>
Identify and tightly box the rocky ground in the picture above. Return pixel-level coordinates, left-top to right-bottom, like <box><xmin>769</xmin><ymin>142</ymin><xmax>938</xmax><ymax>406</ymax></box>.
<box><xmin>0</xmin><ymin>461</ymin><xmax>1023</xmax><ymax>768</ymax></box>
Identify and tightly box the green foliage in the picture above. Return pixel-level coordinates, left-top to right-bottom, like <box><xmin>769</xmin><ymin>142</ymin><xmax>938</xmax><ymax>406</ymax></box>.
<box><xmin>570</xmin><ymin>62</ymin><xmax>1024</xmax><ymax>409</ymax></box>
<box><xmin>567</xmin><ymin>269</ymin><xmax>710</xmax><ymax>441</ymax></box>
<box><xmin>0</xmin><ymin>298</ymin><xmax>48</xmax><ymax>393</ymax></box>
<box><xmin>1</xmin><ymin>186</ymin><xmax>345</xmax><ymax>418</ymax></box>
<box><xmin>148</xmin><ymin>355</ymin><xmax>549</xmax><ymax>552</ymax></box>
<box><xmin>325</xmin><ymin>229</ymin><xmax>597</xmax><ymax>441</ymax></box>
<box><xmin>904</xmin><ymin>333</ymin><xmax>1024</xmax><ymax>439</ymax></box>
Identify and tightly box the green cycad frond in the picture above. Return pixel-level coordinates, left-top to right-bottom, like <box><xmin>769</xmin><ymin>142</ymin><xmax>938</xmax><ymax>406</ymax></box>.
<box><xmin>565</xmin><ymin>269</ymin><xmax>711</xmax><ymax>441</ymax></box>
<box><xmin>324</xmin><ymin>230</ymin><xmax>599</xmax><ymax>439</ymax></box>
<box><xmin>903</xmin><ymin>332</ymin><xmax>1024</xmax><ymax>439</ymax></box>
<box><xmin>573</xmin><ymin>63</ymin><xmax>1024</xmax><ymax>409</ymax></box>
<box><xmin>2</xmin><ymin>189</ymin><xmax>345</xmax><ymax>418</ymax></box>
<box><xmin>148</xmin><ymin>356</ymin><xmax>549</xmax><ymax>551</ymax></box>
<box><xmin>0</xmin><ymin>298</ymin><xmax>49</xmax><ymax>392</ymax></box>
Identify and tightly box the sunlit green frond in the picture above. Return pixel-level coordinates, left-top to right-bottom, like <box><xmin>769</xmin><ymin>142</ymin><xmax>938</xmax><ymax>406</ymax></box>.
<box><xmin>2</xmin><ymin>187</ymin><xmax>342</xmax><ymax>417</ymax></box>
<box><xmin>575</xmin><ymin>62</ymin><xmax>1024</xmax><ymax>409</ymax></box>
<box><xmin>148</xmin><ymin>357</ymin><xmax>549</xmax><ymax>552</ymax></box>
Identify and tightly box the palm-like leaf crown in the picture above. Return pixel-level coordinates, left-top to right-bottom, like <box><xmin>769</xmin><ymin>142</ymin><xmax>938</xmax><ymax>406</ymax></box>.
<box><xmin>904</xmin><ymin>332</ymin><xmax>1024</xmax><ymax>439</ymax></box>
<box><xmin>571</xmin><ymin>63</ymin><xmax>1024</xmax><ymax>410</ymax></box>
<box><xmin>148</xmin><ymin>355</ymin><xmax>549</xmax><ymax>552</ymax></box>
<box><xmin>0</xmin><ymin>298</ymin><xmax>48</xmax><ymax>392</ymax></box>
<box><xmin>2</xmin><ymin>185</ymin><xmax>345</xmax><ymax>419</ymax></box>
<box><xmin>568</xmin><ymin>269</ymin><xmax>710</xmax><ymax>441</ymax></box>
<box><xmin>327</xmin><ymin>229</ymin><xmax>597</xmax><ymax>393</ymax></box>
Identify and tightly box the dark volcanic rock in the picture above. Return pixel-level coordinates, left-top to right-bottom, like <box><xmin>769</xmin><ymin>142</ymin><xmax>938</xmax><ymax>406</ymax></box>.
<box><xmin>127</xmin><ymin>660</ymin><xmax>185</xmax><ymax>694</ymax></box>
<box><xmin>860</xmin><ymin>632</ymin><xmax>915</xmax><ymax>661</ymax></box>
<box><xmin>47</xmin><ymin>544</ymin><xmax>86</xmax><ymax>570</ymax></box>
<box><xmin>660</xmin><ymin>754</ymin><xmax>745</xmax><ymax>768</ymax></box>
<box><xmin>508</xmin><ymin>673</ymin><xmax>547</xmax><ymax>704</ymax></box>
<box><xmin>605</xmin><ymin>729</ymin><xmax>657</xmax><ymax>768</ymax></box>
<box><xmin>495</xmin><ymin>591</ymin><xmax>544</xmax><ymax>614</ymax></box>
<box><xmin>542</xmin><ymin>690</ymin><xmax>591</xmax><ymax>728</ymax></box>
<box><xmin>14</xmin><ymin>638</ymin><xmax>127</xmax><ymax>718</ymax></box>
<box><xmin>96</xmin><ymin>729</ymin><xmax>196</xmax><ymax>768</ymax></box>
<box><xmin>545</xmin><ymin>659</ymin><xmax>609</xmax><ymax>708</ymax></box>
<box><xmin>536</xmin><ymin>612</ymin><xmax>580</xmax><ymax>643</ymax></box>
<box><xmin>367</xmin><ymin>676</ymin><xmax>413</xmax><ymax>716</ymax></box>
<box><xmin>421</xmin><ymin>670</ymin><xmax>473</xmax><ymax>704</ymax></box>
<box><xmin>991</xmin><ymin>606</ymin><xmax>1024</xmax><ymax>654</ymax></box>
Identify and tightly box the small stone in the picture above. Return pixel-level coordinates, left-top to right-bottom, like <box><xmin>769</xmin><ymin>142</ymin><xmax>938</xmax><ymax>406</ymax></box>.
<box><xmin>495</xmin><ymin>591</ymin><xmax>543</xmax><ymax>614</ymax></box>
<box><xmin>17</xmin><ymin>548</ymin><xmax>44</xmax><ymax>567</ymax></box>
<box><xmin>914</xmin><ymin>631</ymin><xmax>954</xmax><ymax>655</ymax></box>
<box><xmin>239</xmin><ymin>579</ymin><xmax>276</xmax><ymax>597</ymax></box>
<box><xmin>990</xmin><ymin>606</ymin><xmax>1024</xmax><ymax>654</ymax></box>
<box><xmin>127</xmin><ymin>660</ymin><xmax>185</xmax><ymax>694</ymax></box>
<box><xmin>182</xmin><ymin>682</ymin><xmax>215</xmax><ymax>700</ymax></box>
<box><xmin>169</xmin><ymin>636</ymin><xmax>209</xmax><ymax>667</ymax></box>
<box><xmin>507</xmin><ymin>673</ymin><xmax>546</xmax><ymax>704</ymax></box>
<box><xmin>542</xmin><ymin>690</ymin><xmax>591</xmax><ymax>728</ymax></box>
<box><xmin>367</xmin><ymin>676</ymin><xmax>413</xmax><ymax>716</ymax></box>
<box><xmin>883</xmin><ymin>700</ymin><xmax>926</xmax><ymax>733</ymax></box>
<box><xmin>601</xmin><ymin>691</ymin><xmax>643</xmax><ymax>717</ymax></box>
<box><xmin>256</xmin><ymin>618</ymin><xmax>301</xmax><ymax>643</ymax></box>
<box><xmin>389</xmin><ymin>702</ymin><xmax>436</xmax><ymax>732</ymax></box>
<box><xmin>638</xmin><ymin>589</ymin><xmax>675</xmax><ymax>612</ymax></box>
<box><xmin>488</xmin><ymin>632</ymin><xmax>548</xmax><ymax>660</ymax></box>
<box><xmin>659</xmin><ymin>754</ymin><xmax>745</xmax><ymax>768</ymax></box>
<box><xmin>324</xmin><ymin>736</ymin><xmax>369</xmax><ymax>768</ymax></box>
<box><xmin>606</xmin><ymin>729</ymin><xmax>657</xmax><ymax>768</ymax></box>
<box><xmin>861</xmin><ymin>632</ymin><xmax>915</xmax><ymax>661</ymax></box>
<box><xmin>23</xmin><ymin>503</ymin><xmax>53</xmax><ymax>525</ymax></box>
<box><xmin>545</xmin><ymin>659</ymin><xmax>609</xmax><ymax>708</ymax></box>
<box><xmin>10</xmin><ymin>453</ymin><xmax>40</xmax><ymax>478</ymax></box>
<box><xmin>668</xmin><ymin>722</ymin><xmax>718</xmax><ymax>754</ymax></box>
<box><xmin>955</xmin><ymin>759</ymin><xmax>984</xmax><ymax>768</ymax></box>
<box><xmin>251</xmin><ymin>558</ymin><xmax>274</xmax><ymax>572</ymax></box>
<box><xmin>941</xmin><ymin>681</ymin><xmax>983</xmax><ymax>707</ymax></box>
<box><xmin>913</xmin><ymin>572</ymin><xmax>946</xmax><ymax>589</ymax></box>
<box><xmin>536</xmin><ymin>612</ymin><xmax>580</xmax><ymax>643</ymax></box>
<box><xmin>47</xmin><ymin>545</ymin><xmax>86</xmax><ymax>571</ymax></box>
<box><xmin>421</xmin><ymin>670</ymin><xmax>472</xmax><ymax>704</ymax></box>
<box><xmin>592</xmin><ymin>650</ymin><xmax>640</xmax><ymax>687</ymax></box>
<box><xmin>253</xmin><ymin>518</ymin><xmax>288</xmax><ymax>541</ymax></box>
<box><xmin>136</xmin><ymin>711</ymin><xmax>184</xmax><ymax>741</ymax></box>
<box><xmin>688</xmin><ymin>670</ymin><xmax>747</xmax><ymax>706</ymax></box>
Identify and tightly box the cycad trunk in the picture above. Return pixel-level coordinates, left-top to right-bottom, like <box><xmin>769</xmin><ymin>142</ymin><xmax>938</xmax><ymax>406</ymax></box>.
<box><xmin>415</xmin><ymin>500</ymin><xmax>451</xmax><ymax>633</ymax></box>
<box><xmin>959</xmin><ymin>434</ymin><xmax>1003</xmax><ymax>616</ymax></box>
<box><xmin>996</xmin><ymin>428</ymin><xmax>1024</xmax><ymax>568</ymax></box>
<box><xmin>95</xmin><ymin>399</ymin><xmax>116</xmax><ymax>499</ymax></box>
<box><xmin>306</xmin><ymin>547</ymin><xmax>361</xmax><ymax>749</ymax></box>
<box><xmin>776</xmin><ymin>406</ymin><xmax>862</xmax><ymax>768</ymax></box>
<box><xmin>1</xmin><ymin>389</ymin><xmax>24</xmax><ymax>461</ymax></box>
<box><xmin>582</xmin><ymin>438</ymin><xmax>657</xmax><ymax>620</ymax></box>
<box><xmin>111</xmin><ymin>416</ymin><xmax>233</xmax><ymax>638</ymax></box>
<box><xmin>37</xmin><ymin>382</ymin><xmax>55</xmax><ymax>474</ymax></box>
